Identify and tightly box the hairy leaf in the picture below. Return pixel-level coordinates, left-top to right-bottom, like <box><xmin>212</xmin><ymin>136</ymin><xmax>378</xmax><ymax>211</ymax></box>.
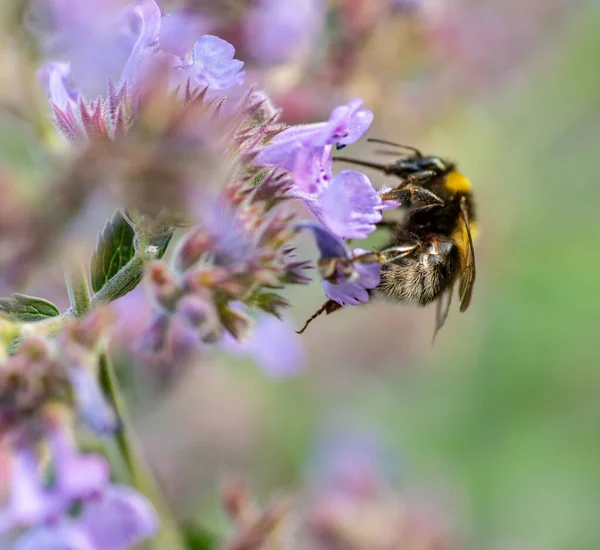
<box><xmin>90</xmin><ymin>210</ymin><xmax>137</xmax><ymax>294</ymax></box>
<box><xmin>90</xmin><ymin>210</ymin><xmax>173</xmax><ymax>299</ymax></box>
<box><xmin>0</xmin><ymin>293</ymin><xmax>60</xmax><ymax>322</ymax></box>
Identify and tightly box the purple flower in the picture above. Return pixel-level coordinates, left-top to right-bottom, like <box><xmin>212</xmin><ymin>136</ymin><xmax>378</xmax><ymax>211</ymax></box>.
<box><xmin>243</xmin><ymin>0</ymin><xmax>325</xmax><ymax>65</ymax></box>
<box><xmin>68</xmin><ymin>367</ymin><xmax>118</xmax><ymax>436</ymax></box>
<box><xmin>255</xmin><ymin>100</ymin><xmax>379</xmax><ymax>241</ymax></box>
<box><xmin>117</xmin><ymin>0</ymin><xmax>163</xmax><ymax>92</ymax></box>
<box><xmin>10</xmin><ymin>485</ymin><xmax>158</xmax><ymax>550</ymax></box>
<box><xmin>38</xmin><ymin>62</ymin><xmax>79</xmax><ymax>111</ymax></box>
<box><xmin>38</xmin><ymin>0</ymin><xmax>246</xmax><ymax>138</ymax></box>
<box><xmin>256</xmin><ymin>99</ymin><xmax>373</xmax><ymax>168</ymax></box>
<box><xmin>35</xmin><ymin>0</ymin><xmax>145</xmax><ymax>98</ymax></box>
<box><xmin>297</xmin><ymin>221</ymin><xmax>348</xmax><ymax>261</ymax></box>
<box><xmin>223</xmin><ymin>313</ymin><xmax>306</xmax><ymax>378</ymax></box>
<box><xmin>299</xmin><ymin>222</ymin><xmax>381</xmax><ymax>305</ymax></box>
<box><xmin>308</xmin><ymin>427</ymin><xmax>393</xmax><ymax>497</ymax></box>
<box><xmin>159</xmin><ymin>13</ymin><xmax>209</xmax><ymax>57</ymax></box>
<box><xmin>187</xmin><ymin>35</ymin><xmax>246</xmax><ymax>91</ymax></box>
<box><xmin>13</xmin><ymin>521</ymin><xmax>94</xmax><ymax>550</ymax></box>
<box><xmin>79</xmin><ymin>485</ymin><xmax>158</xmax><ymax>550</ymax></box>
<box><xmin>322</xmin><ymin>253</ymin><xmax>381</xmax><ymax>306</ymax></box>
<box><xmin>291</xmin><ymin>145</ymin><xmax>333</xmax><ymax>195</ymax></box>
<box><xmin>320</xmin><ymin>171</ymin><xmax>382</xmax><ymax>239</ymax></box>
<box><xmin>377</xmin><ymin>186</ymin><xmax>403</xmax><ymax>210</ymax></box>
<box><xmin>0</xmin><ymin>446</ymin><xmax>60</xmax><ymax>531</ymax></box>
<box><xmin>47</xmin><ymin>425</ymin><xmax>109</xmax><ymax>501</ymax></box>
<box><xmin>326</xmin><ymin>99</ymin><xmax>374</xmax><ymax>147</ymax></box>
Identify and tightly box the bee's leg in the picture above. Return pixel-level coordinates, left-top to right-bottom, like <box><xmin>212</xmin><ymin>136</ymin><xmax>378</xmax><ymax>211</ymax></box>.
<box><xmin>381</xmin><ymin>185</ymin><xmax>444</xmax><ymax>209</ymax></box>
<box><xmin>296</xmin><ymin>299</ymin><xmax>342</xmax><ymax>334</ymax></box>
<box><xmin>380</xmin><ymin>170</ymin><xmax>444</xmax><ymax>208</ymax></box>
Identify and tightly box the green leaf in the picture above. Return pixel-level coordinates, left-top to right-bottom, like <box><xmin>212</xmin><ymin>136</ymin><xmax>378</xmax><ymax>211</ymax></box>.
<box><xmin>181</xmin><ymin>525</ymin><xmax>220</xmax><ymax>550</ymax></box>
<box><xmin>90</xmin><ymin>210</ymin><xmax>137</xmax><ymax>294</ymax></box>
<box><xmin>90</xmin><ymin>210</ymin><xmax>173</xmax><ymax>301</ymax></box>
<box><xmin>0</xmin><ymin>293</ymin><xmax>60</xmax><ymax>322</ymax></box>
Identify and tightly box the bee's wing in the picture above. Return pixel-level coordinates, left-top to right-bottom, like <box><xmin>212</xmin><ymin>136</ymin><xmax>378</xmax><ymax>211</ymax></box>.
<box><xmin>433</xmin><ymin>284</ymin><xmax>454</xmax><ymax>342</ymax></box>
<box><xmin>458</xmin><ymin>196</ymin><xmax>476</xmax><ymax>312</ymax></box>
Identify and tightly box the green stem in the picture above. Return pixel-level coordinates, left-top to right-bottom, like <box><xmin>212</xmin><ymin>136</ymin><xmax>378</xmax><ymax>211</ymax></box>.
<box><xmin>99</xmin><ymin>355</ymin><xmax>185</xmax><ymax>550</ymax></box>
<box><xmin>64</xmin><ymin>262</ymin><xmax>93</xmax><ymax>316</ymax></box>
<box><xmin>64</xmin><ymin>262</ymin><xmax>185</xmax><ymax>550</ymax></box>
<box><xmin>91</xmin><ymin>255</ymin><xmax>144</xmax><ymax>306</ymax></box>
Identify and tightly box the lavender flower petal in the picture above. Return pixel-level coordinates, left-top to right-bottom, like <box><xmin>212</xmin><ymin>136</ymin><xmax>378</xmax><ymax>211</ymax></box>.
<box><xmin>3</xmin><ymin>447</ymin><xmax>61</xmax><ymax>530</ymax></box>
<box><xmin>297</xmin><ymin>221</ymin><xmax>349</xmax><ymax>259</ymax></box>
<box><xmin>13</xmin><ymin>521</ymin><xmax>94</xmax><ymax>550</ymax></box>
<box><xmin>377</xmin><ymin>186</ymin><xmax>402</xmax><ymax>210</ymax></box>
<box><xmin>182</xmin><ymin>35</ymin><xmax>245</xmax><ymax>92</ymax></box>
<box><xmin>68</xmin><ymin>368</ymin><xmax>118</xmax><ymax>436</ymax></box>
<box><xmin>243</xmin><ymin>0</ymin><xmax>325</xmax><ymax>65</ymax></box>
<box><xmin>224</xmin><ymin>314</ymin><xmax>305</xmax><ymax>378</ymax></box>
<box><xmin>38</xmin><ymin>62</ymin><xmax>79</xmax><ymax>111</ymax></box>
<box><xmin>325</xmin><ymin>98</ymin><xmax>374</xmax><ymax>147</ymax></box>
<box><xmin>80</xmin><ymin>485</ymin><xmax>159</xmax><ymax>550</ymax></box>
<box><xmin>48</xmin><ymin>426</ymin><xmax>109</xmax><ymax>500</ymax></box>
<box><xmin>291</xmin><ymin>145</ymin><xmax>333</xmax><ymax>195</ymax></box>
<box><xmin>249</xmin><ymin>315</ymin><xmax>306</xmax><ymax>377</ymax></box>
<box><xmin>320</xmin><ymin>170</ymin><xmax>382</xmax><ymax>239</ymax></box>
<box><xmin>255</xmin><ymin>98</ymin><xmax>372</xmax><ymax>173</ymax></box>
<box><xmin>322</xmin><ymin>249</ymin><xmax>381</xmax><ymax>306</ymax></box>
<box><xmin>159</xmin><ymin>13</ymin><xmax>208</xmax><ymax>57</ymax></box>
<box><xmin>118</xmin><ymin>0</ymin><xmax>163</xmax><ymax>91</ymax></box>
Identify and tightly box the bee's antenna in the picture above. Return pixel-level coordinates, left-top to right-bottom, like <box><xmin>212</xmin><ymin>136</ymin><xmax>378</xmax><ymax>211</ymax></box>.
<box><xmin>296</xmin><ymin>300</ymin><xmax>342</xmax><ymax>334</ymax></box>
<box><xmin>334</xmin><ymin>156</ymin><xmax>390</xmax><ymax>173</ymax></box>
<box><xmin>367</xmin><ymin>138</ymin><xmax>423</xmax><ymax>158</ymax></box>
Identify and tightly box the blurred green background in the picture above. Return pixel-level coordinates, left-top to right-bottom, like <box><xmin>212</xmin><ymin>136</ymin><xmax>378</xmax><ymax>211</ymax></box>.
<box><xmin>2</xmin><ymin>0</ymin><xmax>600</xmax><ymax>548</ymax></box>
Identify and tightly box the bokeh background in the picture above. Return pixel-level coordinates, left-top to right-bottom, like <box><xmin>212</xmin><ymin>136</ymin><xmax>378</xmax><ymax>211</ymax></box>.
<box><xmin>1</xmin><ymin>0</ymin><xmax>599</xmax><ymax>548</ymax></box>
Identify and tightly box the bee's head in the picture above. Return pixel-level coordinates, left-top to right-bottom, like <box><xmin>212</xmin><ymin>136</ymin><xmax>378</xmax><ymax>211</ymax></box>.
<box><xmin>392</xmin><ymin>155</ymin><xmax>452</xmax><ymax>177</ymax></box>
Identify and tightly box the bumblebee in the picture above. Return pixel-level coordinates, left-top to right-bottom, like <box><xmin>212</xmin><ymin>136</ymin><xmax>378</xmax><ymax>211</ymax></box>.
<box><xmin>299</xmin><ymin>139</ymin><xmax>476</xmax><ymax>338</ymax></box>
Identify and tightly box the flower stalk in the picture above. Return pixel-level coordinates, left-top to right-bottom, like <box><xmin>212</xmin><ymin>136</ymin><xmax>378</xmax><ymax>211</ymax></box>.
<box><xmin>64</xmin><ymin>261</ymin><xmax>185</xmax><ymax>550</ymax></box>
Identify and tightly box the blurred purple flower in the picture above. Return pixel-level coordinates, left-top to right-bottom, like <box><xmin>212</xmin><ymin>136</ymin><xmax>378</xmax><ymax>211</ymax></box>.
<box><xmin>38</xmin><ymin>62</ymin><xmax>79</xmax><ymax>111</ymax></box>
<box><xmin>67</xmin><ymin>367</ymin><xmax>118</xmax><ymax>436</ymax></box>
<box><xmin>12</xmin><ymin>521</ymin><xmax>94</xmax><ymax>550</ymax></box>
<box><xmin>308</xmin><ymin>426</ymin><xmax>393</xmax><ymax>498</ymax></box>
<box><xmin>159</xmin><ymin>13</ymin><xmax>209</xmax><ymax>57</ymax></box>
<box><xmin>79</xmin><ymin>485</ymin><xmax>158</xmax><ymax>550</ymax></box>
<box><xmin>47</xmin><ymin>424</ymin><xmax>110</xmax><ymax>501</ymax></box>
<box><xmin>186</xmin><ymin>35</ymin><xmax>246</xmax><ymax>91</ymax></box>
<box><xmin>10</xmin><ymin>485</ymin><xmax>158</xmax><ymax>550</ymax></box>
<box><xmin>223</xmin><ymin>313</ymin><xmax>305</xmax><ymax>378</ymax></box>
<box><xmin>38</xmin><ymin>0</ymin><xmax>246</xmax><ymax>142</ymax></box>
<box><xmin>0</xmin><ymin>446</ymin><xmax>59</xmax><ymax>532</ymax></box>
<box><xmin>0</xmin><ymin>432</ymin><xmax>111</xmax><ymax>536</ymax></box>
<box><xmin>34</xmin><ymin>0</ymin><xmax>145</xmax><ymax>98</ymax></box>
<box><xmin>243</xmin><ymin>0</ymin><xmax>325</xmax><ymax>65</ymax></box>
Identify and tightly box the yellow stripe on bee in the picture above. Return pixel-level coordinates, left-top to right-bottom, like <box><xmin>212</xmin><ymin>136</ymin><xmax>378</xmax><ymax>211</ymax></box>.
<box><xmin>444</xmin><ymin>170</ymin><xmax>472</xmax><ymax>193</ymax></box>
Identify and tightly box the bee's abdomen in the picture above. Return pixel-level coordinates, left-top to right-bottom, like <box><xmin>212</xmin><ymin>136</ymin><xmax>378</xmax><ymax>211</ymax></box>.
<box><xmin>375</xmin><ymin>238</ymin><xmax>461</xmax><ymax>306</ymax></box>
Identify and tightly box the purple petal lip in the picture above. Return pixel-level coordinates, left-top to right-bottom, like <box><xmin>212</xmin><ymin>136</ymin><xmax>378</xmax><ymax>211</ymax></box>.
<box><xmin>322</xmin><ymin>249</ymin><xmax>381</xmax><ymax>306</ymax></box>
<box><xmin>80</xmin><ymin>485</ymin><xmax>159</xmax><ymax>550</ymax></box>
<box><xmin>297</xmin><ymin>221</ymin><xmax>349</xmax><ymax>260</ymax></box>
<box><xmin>320</xmin><ymin>170</ymin><xmax>382</xmax><ymax>239</ymax></box>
